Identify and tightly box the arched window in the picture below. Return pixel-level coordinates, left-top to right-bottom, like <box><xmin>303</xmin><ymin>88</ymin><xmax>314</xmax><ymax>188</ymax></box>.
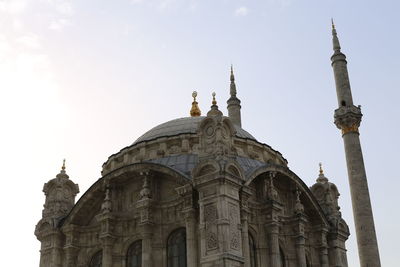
<box><xmin>167</xmin><ymin>228</ymin><xmax>186</xmax><ymax>267</ymax></box>
<box><xmin>89</xmin><ymin>250</ymin><xmax>102</xmax><ymax>267</ymax></box>
<box><xmin>127</xmin><ymin>240</ymin><xmax>142</xmax><ymax>267</ymax></box>
<box><xmin>249</xmin><ymin>233</ymin><xmax>257</xmax><ymax>267</ymax></box>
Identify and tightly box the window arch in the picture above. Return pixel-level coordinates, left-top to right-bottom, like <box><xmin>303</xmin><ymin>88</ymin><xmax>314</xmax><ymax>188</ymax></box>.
<box><xmin>127</xmin><ymin>240</ymin><xmax>142</xmax><ymax>267</ymax></box>
<box><xmin>89</xmin><ymin>250</ymin><xmax>102</xmax><ymax>267</ymax></box>
<box><xmin>167</xmin><ymin>228</ymin><xmax>186</xmax><ymax>267</ymax></box>
<box><xmin>249</xmin><ymin>233</ymin><xmax>257</xmax><ymax>267</ymax></box>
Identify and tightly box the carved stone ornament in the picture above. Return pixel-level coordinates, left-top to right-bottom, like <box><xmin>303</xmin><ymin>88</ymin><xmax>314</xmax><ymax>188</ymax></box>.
<box><xmin>334</xmin><ymin>105</ymin><xmax>362</xmax><ymax>135</ymax></box>
<box><xmin>204</xmin><ymin>204</ymin><xmax>218</xmax><ymax>250</ymax></box>
<box><xmin>101</xmin><ymin>188</ymin><xmax>112</xmax><ymax>214</ymax></box>
<box><xmin>198</xmin><ymin>111</ymin><xmax>237</xmax><ymax>159</ymax></box>
<box><xmin>229</xmin><ymin>203</ymin><xmax>241</xmax><ymax>251</ymax></box>
<box><xmin>268</xmin><ymin>172</ymin><xmax>278</xmax><ymax>201</ymax></box>
<box><xmin>139</xmin><ymin>172</ymin><xmax>152</xmax><ymax>200</ymax></box>
<box><xmin>42</xmin><ymin>171</ymin><xmax>79</xmax><ymax>219</ymax></box>
<box><xmin>294</xmin><ymin>188</ymin><xmax>304</xmax><ymax>214</ymax></box>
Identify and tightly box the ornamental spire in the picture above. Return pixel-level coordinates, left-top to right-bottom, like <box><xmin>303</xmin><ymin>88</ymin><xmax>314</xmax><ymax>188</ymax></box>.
<box><xmin>230</xmin><ymin>65</ymin><xmax>237</xmax><ymax>97</ymax></box>
<box><xmin>331</xmin><ymin>18</ymin><xmax>341</xmax><ymax>52</ymax></box>
<box><xmin>190</xmin><ymin>91</ymin><xmax>201</xmax><ymax>117</ymax></box>
<box><xmin>207</xmin><ymin>92</ymin><xmax>222</xmax><ymax>117</ymax></box>
<box><xmin>212</xmin><ymin>92</ymin><xmax>217</xmax><ymax>106</ymax></box>
<box><xmin>56</xmin><ymin>159</ymin><xmax>69</xmax><ymax>179</ymax></box>
<box><xmin>61</xmin><ymin>159</ymin><xmax>66</xmax><ymax>172</ymax></box>
<box><xmin>316</xmin><ymin>162</ymin><xmax>328</xmax><ymax>183</ymax></box>
<box><xmin>227</xmin><ymin>65</ymin><xmax>242</xmax><ymax>127</ymax></box>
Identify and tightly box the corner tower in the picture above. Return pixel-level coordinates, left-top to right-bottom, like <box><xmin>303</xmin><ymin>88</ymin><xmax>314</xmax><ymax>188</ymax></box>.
<box><xmin>330</xmin><ymin>22</ymin><xmax>381</xmax><ymax>267</ymax></box>
<box><xmin>35</xmin><ymin>160</ymin><xmax>79</xmax><ymax>267</ymax></box>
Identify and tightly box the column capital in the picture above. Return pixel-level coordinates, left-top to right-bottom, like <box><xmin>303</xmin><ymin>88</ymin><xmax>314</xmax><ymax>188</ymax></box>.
<box><xmin>334</xmin><ymin>105</ymin><xmax>362</xmax><ymax>135</ymax></box>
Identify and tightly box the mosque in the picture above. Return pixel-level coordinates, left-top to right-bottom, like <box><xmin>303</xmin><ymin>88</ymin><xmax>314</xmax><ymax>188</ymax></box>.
<box><xmin>35</xmin><ymin>24</ymin><xmax>381</xmax><ymax>267</ymax></box>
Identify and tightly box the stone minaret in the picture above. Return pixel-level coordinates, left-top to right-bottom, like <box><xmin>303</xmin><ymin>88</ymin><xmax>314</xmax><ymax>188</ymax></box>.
<box><xmin>331</xmin><ymin>22</ymin><xmax>381</xmax><ymax>267</ymax></box>
<box><xmin>227</xmin><ymin>66</ymin><xmax>242</xmax><ymax>127</ymax></box>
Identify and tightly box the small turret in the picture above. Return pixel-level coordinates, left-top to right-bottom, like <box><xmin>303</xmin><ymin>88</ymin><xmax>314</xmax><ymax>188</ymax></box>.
<box><xmin>227</xmin><ymin>66</ymin><xmax>242</xmax><ymax>127</ymax></box>
<box><xmin>41</xmin><ymin>160</ymin><xmax>79</xmax><ymax>219</ymax></box>
<box><xmin>35</xmin><ymin>160</ymin><xmax>79</xmax><ymax>235</ymax></box>
<box><xmin>310</xmin><ymin>163</ymin><xmax>341</xmax><ymax>222</ymax></box>
<box><xmin>35</xmin><ymin>160</ymin><xmax>80</xmax><ymax>267</ymax></box>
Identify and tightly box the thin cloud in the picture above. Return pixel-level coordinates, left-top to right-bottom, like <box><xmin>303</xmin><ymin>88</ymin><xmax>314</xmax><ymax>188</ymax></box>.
<box><xmin>16</xmin><ymin>33</ymin><xmax>41</xmax><ymax>49</ymax></box>
<box><xmin>0</xmin><ymin>0</ymin><xmax>28</xmax><ymax>14</ymax></box>
<box><xmin>235</xmin><ymin>6</ymin><xmax>249</xmax><ymax>16</ymax></box>
<box><xmin>49</xmin><ymin>18</ymin><xmax>71</xmax><ymax>31</ymax></box>
<box><xmin>43</xmin><ymin>0</ymin><xmax>75</xmax><ymax>15</ymax></box>
<box><xmin>130</xmin><ymin>0</ymin><xmax>144</xmax><ymax>4</ymax></box>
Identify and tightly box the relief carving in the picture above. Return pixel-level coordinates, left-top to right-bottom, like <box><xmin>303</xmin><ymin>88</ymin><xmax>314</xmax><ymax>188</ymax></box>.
<box><xmin>228</xmin><ymin>203</ymin><xmax>241</xmax><ymax>251</ymax></box>
<box><xmin>204</xmin><ymin>204</ymin><xmax>218</xmax><ymax>250</ymax></box>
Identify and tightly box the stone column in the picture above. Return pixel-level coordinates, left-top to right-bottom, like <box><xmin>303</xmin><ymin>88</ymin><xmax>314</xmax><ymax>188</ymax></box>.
<box><xmin>294</xmin><ymin>217</ymin><xmax>307</xmax><ymax>267</ymax></box>
<box><xmin>50</xmin><ymin>231</ymin><xmax>63</xmax><ymax>267</ymax></box>
<box><xmin>318</xmin><ymin>228</ymin><xmax>329</xmax><ymax>267</ymax></box>
<box><xmin>63</xmin><ymin>225</ymin><xmax>79</xmax><ymax>267</ymax></box>
<box><xmin>328</xmin><ymin>237</ymin><xmax>341</xmax><ymax>267</ymax></box>
<box><xmin>294</xmin><ymin>188</ymin><xmax>307</xmax><ymax>267</ymax></box>
<box><xmin>241</xmin><ymin>218</ymin><xmax>251</xmax><ymax>267</ymax></box>
<box><xmin>185</xmin><ymin>209</ymin><xmax>198</xmax><ymax>267</ymax></box>
<box><xmin>240</xmin><ymin>186</ymin><xmax>252</xmax><ymax>267</ymax></box>
<box><xmin>266</xmin><ymin>222</ymin><xmax>280</xmax><ymax>267</ymax></box>
<box><xmin>264</xmin><ymin>172</ymin><xmax>282</xmax><ymax>267</ymax></box>
<box><xmin>137</xmin><ymin>171</ymin><xmax>154</xmax><ymax>267</ymax></box>
<box><xmin>101</xmin><ymin>237</ymin><xmax>115</xmax><ymax>267</ymax></box>
<box><xmin>295</xmin><ymin>235</ymin><xmax>306</xmax><ymax>267</ymax></box>
<box><xmin>97</xmin><ymin>187</ymin><xmax>116</xmax><ymax>267</ymax></box>
<box><xmin>64</xmin><ymin>246</ymin><xmax>79</xmax><ymax>267</ymax></box>
<box><xmin>258</xmin><ymin>227</ymin><xmax>269</xmax><ymax>267</ymax></box>
<box><xmin>142</xmin><ymin>231</ymin><xmax>153</xmax><ymax>267</ymax></box>
<box><xmin>176</xmin><ymin>184</ymin><xmax>198</xmax><ymax>267</ymax></box>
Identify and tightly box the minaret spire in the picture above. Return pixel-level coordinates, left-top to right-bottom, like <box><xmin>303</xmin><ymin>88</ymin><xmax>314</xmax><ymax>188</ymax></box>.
<box><xmin>331</xmin><ymin>18</ymin><xmax>341</xmax><ymax>52</ymax></box>
<box><xmin>230</xmin><ymin>65</ymin><xmax>237</xmax><ymax>96</ymax></box>
<box><xmin>331</xmin><ymin>23</ymin><xmax>381</xmax><ymax>267</ymax></box>
<box><xmin>227</xmin><ymin>65</ymin><xmax>242</xmax><ymax>127</ymax></box>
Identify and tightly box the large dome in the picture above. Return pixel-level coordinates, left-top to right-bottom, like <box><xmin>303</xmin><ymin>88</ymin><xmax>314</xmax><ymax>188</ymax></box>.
<box><xmin>134</xmin><ymin>116</ymin><xmax>257</xmax><ymax>145</ymax></box>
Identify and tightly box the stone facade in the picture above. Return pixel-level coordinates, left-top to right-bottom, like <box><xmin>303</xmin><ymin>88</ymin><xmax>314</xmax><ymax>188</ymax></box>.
<box><xmin>34</xmin><ymin>30</ymin><xmax>358</xmax><ymax>267</ymax></box>
<box><xmin>35</xmin><ymin>100</ymin><xmax>350</xmax><ymax>266</ymax></box>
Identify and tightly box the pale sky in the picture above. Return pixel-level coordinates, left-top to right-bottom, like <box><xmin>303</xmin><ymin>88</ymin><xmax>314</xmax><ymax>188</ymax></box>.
<box><xmin>0</xmin><ymin>0</ymin><xmax>399</xmax><ymax>266</ymax></box>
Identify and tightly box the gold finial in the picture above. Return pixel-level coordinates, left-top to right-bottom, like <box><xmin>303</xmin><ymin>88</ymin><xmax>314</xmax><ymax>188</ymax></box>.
<box><xmin>62</xmin><ymin>159</ymin><xmax>66</xmax><ymax>171</ymax></box>
<box><xmin>212</xmin><ymin>92</ymin><xmax>217</xmax><ymax>105</ymax></box>
<box><xmin>190</xmin><ymin>91</ymin><xmax>201</xmax><ymax>117</ymax></box>
<box><xmin>319</xmin><ymin>162</ymin><xmax>324</xmax><ymax>175</ymax></box>
<box><xmin>331</xmin><ymin>18</ymin><xmax>335</xmax><ymax>30</ymax></box>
